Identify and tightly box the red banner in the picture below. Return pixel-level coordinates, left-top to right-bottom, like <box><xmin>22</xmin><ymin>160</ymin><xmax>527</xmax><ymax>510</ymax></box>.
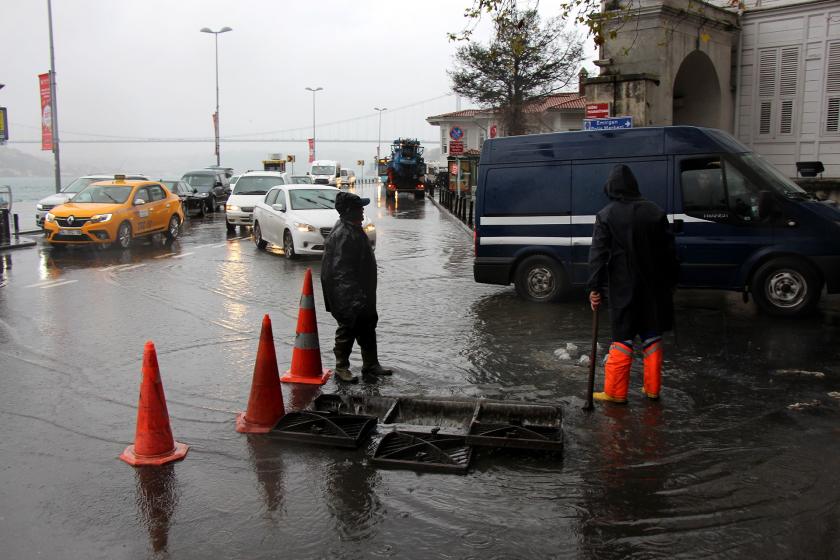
<box><xmin>39</xmin><ymin>73</ymin><xmax>52</xmax><ymax>151</ymax></box>
<box><xmin>449</xmin><ymin>140</ymin><xmax>464</xmax><ymax>155</ymax></box>
<box><xmin>585</xmin><ymin>102</ymin><xmax>610</xmax><ymax>119</ymax></box>
<box><xmin>308</xmin><ymin>138</ymin><xmax>315</xmax><ymax>163</ymax></box>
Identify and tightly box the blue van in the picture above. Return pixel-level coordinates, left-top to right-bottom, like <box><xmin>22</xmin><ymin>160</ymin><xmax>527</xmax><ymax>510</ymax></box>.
<box><xmin>473</xmin><ymin>126</ymin><xmax>840</xmax><ymax>316</ymax></box>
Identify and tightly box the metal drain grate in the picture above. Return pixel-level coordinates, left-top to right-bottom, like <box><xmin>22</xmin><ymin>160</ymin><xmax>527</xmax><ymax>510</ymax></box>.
<box><xmin>271</xmin><ymin>411</ymin><xmax>377</xmax><ymax>448</ymax></box>
<box><xmin>373</xmin><ymin>430</ymin><xmax>473</xmax><ymax>474</ymax></box>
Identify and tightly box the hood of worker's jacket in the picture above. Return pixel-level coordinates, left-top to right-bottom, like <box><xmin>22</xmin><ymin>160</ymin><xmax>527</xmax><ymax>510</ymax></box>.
<box><xmin>604</xmin><ymin>164</ymin><xmax>642</xmax><ymax>201</ymax></box>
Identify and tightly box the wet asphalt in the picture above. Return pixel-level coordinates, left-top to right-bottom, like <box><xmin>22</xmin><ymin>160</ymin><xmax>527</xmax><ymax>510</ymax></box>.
<box><xmin>1</xmin><ymin>183</ymin><xmax>839</xmax><ymax>559</ymax></box>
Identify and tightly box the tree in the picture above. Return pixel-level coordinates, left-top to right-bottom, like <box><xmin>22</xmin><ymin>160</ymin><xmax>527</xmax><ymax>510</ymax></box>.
<box><xmin>448</xmin><ymin>9</ymin><xmax>584</xmax><ymax>136</ymax></box>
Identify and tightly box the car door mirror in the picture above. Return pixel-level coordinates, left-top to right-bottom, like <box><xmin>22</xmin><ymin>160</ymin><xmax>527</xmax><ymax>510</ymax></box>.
<box><xmin>271</xmin><ymin>204</ymin><xmax>286</xmax><ymax>212</ymax></box>
<box><xmin>758</xmin><ymin>190</ymin><xmax>776</xmax><ymax>220</ymax></box>
<box><xmin>133</xmin><ymin>198</ymin><xmax>146</xmax><ymax>206</ymax></box>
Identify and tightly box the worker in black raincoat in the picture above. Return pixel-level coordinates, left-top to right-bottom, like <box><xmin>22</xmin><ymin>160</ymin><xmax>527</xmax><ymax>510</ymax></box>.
<box><xmin>321</xmin><ymin>192</ymin><xmax>392</xmax><ymax>383</ymax></box>
<box><xmin>588</xmin><ymin>164</ymin><xmax>679</xmax><ymax>403</ymax></box>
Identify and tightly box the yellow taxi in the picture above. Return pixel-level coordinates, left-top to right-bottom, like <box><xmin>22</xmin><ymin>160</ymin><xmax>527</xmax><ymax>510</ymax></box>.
<box><xmin>43</xmin><ymin>176</ymin><xmax>185</xmax><ymax>249</ymax></box>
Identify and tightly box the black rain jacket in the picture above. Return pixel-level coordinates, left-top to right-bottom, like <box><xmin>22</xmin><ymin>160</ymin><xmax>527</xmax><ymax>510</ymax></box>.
<box><xmin>321</xmin><ymin>216</ymin><xmax>377</xmax><ymax>326</ymax></box>
<box><xmin>587</xmin><ymin>165</ymin><xmax>679</xmax><ymax>341</ymax></box>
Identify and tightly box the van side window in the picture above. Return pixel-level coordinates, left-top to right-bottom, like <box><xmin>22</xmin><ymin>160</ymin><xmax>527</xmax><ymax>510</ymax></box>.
<box><xmin>680</xmin><ymin>158</ymin><xmax>762</xmax><ymax>223</ymax></box>
<box><xmin>484</xmin><ymin>165</ymin><xmax>571</xmax><ymax>215</ymax></box>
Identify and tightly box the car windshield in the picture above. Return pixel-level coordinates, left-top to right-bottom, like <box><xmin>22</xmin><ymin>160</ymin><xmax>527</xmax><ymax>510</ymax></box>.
<box><xmin>736</xmin><ymin>153</ymin><xmax>809</xmax><ymax>199</ymax></box>
<box><xmin>63</xmin><ymin>177</ymin><xmax>103</xmax><ymax>193</ymax></box>
<box><xmin>291</xmin><ymin>176</ymin><xmax>313</xmax><ymax>184</ymax></box>
<box><xmin>183</xmin><ymin>174</ymin><xmax>215</xmax><ymax>188</ymax></box>
<box><xmin>311</xmin><ymin>166</ymin><xmax>335</xmax><ymax>175</ymax></box>
<box><xmin>70</xmin><ymin>185</ymin><xmax>133</xmax><ymax>204</ymax></box>
<box><xmin>233</xmin><ymin>176</ymin><xmax>284</xmax><ymax>195</ymax></box>
<box><xmin>289</xmin><ymin>189</ymin><xmax>338</xmax><ymax>210</ymax></box>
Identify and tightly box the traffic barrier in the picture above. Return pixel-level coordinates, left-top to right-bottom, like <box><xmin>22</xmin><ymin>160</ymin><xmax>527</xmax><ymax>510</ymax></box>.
<box><xmin>281</xmin><ymin>268</ymin><xmax>332</xmax><ymax>385</ymax></box>
<box><xmin>120</xmin><ymin>341</ymin><xmax>189</xmax><ymax>466</ymax></box>
<box><xmin>236</xmin><ymin>314</ymin><xmax>287</xmax><ymax>433</ymax></box>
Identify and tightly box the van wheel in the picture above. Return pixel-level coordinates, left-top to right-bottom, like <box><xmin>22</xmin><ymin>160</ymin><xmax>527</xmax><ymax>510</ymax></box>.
<box><xmin>514</xmin><ymin>255</ymin><xmax>566</xmax><ymax>303</ymax></box>
<box><xmin>751</xmin><ymin>257</ymin><xmax>821</xmax><ymax>317</ymax></box>
<box><xmin>117</xmin><ymin>222</ymin><xmax>132</xmax><ymax>250</ymax></box>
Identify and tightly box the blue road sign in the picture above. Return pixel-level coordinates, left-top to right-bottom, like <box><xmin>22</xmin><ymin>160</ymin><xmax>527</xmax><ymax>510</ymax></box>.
<box><xmin>583</xmin><ymin>116</ymin><xmax>633</xmax><ymax>131</ymax></box>
<box><xmin>449</xmin><ymin>126</ymin><xmax>464</xmax><ymax>140</ymax></box>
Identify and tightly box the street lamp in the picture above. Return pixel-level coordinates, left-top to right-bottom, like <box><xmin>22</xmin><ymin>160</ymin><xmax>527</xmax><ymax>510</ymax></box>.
<box><xmin>200</xmin><ymin>26</ymin><xmax>233</xmax><ymax>166</ymax></box>
<box><xmin>305</xmin><ymin>87</ymin><xmax>323</xmax><ymax>160</ymax></box>
<box><xmin>374</xmin><ymin>107</ymin><xmax>387</xmax><ymax>161</ymax></box>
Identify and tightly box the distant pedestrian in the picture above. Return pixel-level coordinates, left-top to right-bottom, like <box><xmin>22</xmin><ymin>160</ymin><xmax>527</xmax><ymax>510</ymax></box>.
<box><xmin>588</xmin><ymin>165</ymin><xmax>679</xmax><ymax>403</ymax></box>
<box><xmin>321</xmin><ymin>192</ymin><xmax>393</xmax><ymax>383</ymax></box>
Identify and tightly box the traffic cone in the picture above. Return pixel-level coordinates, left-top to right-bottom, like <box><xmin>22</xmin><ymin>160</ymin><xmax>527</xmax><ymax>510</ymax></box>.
<box><xmin>236</xmin><ymin>314</ymin><xmax>287</xmax><ymax>433</ymax></box>
<box><xmin>120</xmin><ymin>342</ymin><xmax>189</xmax><ymax>466</ymax></box>
<box><xmin>280</xmin><ymin>268</ymin><xmax>332</xmax><ymax>385</ymax></box>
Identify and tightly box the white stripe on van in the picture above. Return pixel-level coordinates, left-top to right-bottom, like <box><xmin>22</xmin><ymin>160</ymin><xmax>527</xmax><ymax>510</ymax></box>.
<box><xmin>480</xmin><ymin>216</ymin><xmax>571</xmax><ymax>226</ymax></box>
<box><xmin>480</xmin><ymin>236</ymin><xmax>593</xmax><ymax>246</ymax></box>
<box><xmin>671</xmin><ymin>213</ymin><xmax>712</xmax><ymax>223</ymax></box>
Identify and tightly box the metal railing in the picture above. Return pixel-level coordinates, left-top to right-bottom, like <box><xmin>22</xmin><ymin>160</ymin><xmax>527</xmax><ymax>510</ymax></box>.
<box><xmin>438</xmin><ymin>187</ymin><xmax>474</xmax><ymax>229</ymax></box>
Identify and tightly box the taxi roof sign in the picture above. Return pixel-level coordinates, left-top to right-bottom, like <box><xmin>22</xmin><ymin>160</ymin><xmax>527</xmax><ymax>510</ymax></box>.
<box><xmin>114</xmin><ymin>174</ymin><xmax>126</xmax><ymax>182</ymax></box>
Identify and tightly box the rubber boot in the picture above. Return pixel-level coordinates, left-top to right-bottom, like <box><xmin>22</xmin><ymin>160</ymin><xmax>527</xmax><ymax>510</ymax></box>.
<box><xmin>333</xmin><ymin>325</ymin><xmax>358</xmax><ymax>383</ymax></box>
<box><xmin>642</xmin><ymin>338</ymin><xmax>663</xmax><ymax>400</ymax></box>
<box><xmin>593</xmin><ymin>342</ymin><xmax>632</xmax><ymax>404</ymax></box>
<box><xmin>360</xmin><ymin>343</ymin><xmax>392</xmax><ymax>376</ymax></box>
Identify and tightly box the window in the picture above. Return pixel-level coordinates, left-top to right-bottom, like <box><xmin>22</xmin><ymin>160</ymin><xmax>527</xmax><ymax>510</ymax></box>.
<box><xmin>484</xmin><ymin>165</ymin><xmax>571</xmax><ymax>216</ymax></box>
<box><xmin>756</xmin><ymin>46</ymin><xmax>800</xmax><ymax>137</ymax></box>
<box><xmin>680</xmin><ymin>157</ymin><xmax>763</xmax><ymax>223</ymax></box>
<box><xmin>135</xmin><ymin>187</ymin><xmax>150</xmax><ymax>204</ymax></box>
<box><xmin>826</xmin><ymin>41</ymin><xmax>840</xmax><ymax>134</ymax></box>
<box><xmin>264</xmin><ymin>190</ymin><xmax>279</xmax><ymax>205</ymax></box>
<box><xmin>148</xmin><ymin>185</ymin><xmax>165</xmax><ymax>201</ymax></box>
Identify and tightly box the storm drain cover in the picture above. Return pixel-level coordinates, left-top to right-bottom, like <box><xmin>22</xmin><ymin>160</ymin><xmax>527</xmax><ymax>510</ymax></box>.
<box><xmin>467</xmin><ymin>401</ymin><xmax>563</xmax><ymax>452</ymax></box>
<box><xmin>271</xmin><ymin>411</ymin><xmax>377</xmax><ymax>449</ymax></box>
<box><xmin>312</xmin><ymin>394</ymin><xmax>397</xmax><ymax>421</ymax></box>
<box><xmin>373</xmin><ymin>430</ymin><xmax>473</xmax><ymax>474</ymax></box>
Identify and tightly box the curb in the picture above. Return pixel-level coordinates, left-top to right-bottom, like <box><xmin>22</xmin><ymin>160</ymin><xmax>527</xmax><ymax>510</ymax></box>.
<box><xmin>428</xmin><ymin>193</ymin><xmax>474</xmax><ymax>238</ymax></box>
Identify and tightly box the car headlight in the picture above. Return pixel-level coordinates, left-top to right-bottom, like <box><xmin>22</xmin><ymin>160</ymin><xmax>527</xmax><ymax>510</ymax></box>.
<box><xmin>197</xmin><ymin>192</ymin><xmax>209</xmax><ymax>197</ymax></box>
<box><xmin>364</xmin><ymin>223</ymin><xmax>376</xmax><ymax>233</ymax></box>
<box><xmin>45</xmin><ymin>213</ymin><xmax>56</xmax><ymax>223</ymax></box>
<box><xmin>36</xmin><ymin>204</ymin><xmax>45</xmax><ymax>211</ymax></box>
<box><xmin>226</xmin><ymin>204</ymin><xmax>241</xmax><ymax>212</ymax></box>
<box><xmin>294</xmin><ymin>221</ymin><xmax>316</xmax><ymax>232</ymax></box>
<box><xmin>89</xmin><ymin>213</ymin><xmax>112</xmax><ymax>224</ymax></box>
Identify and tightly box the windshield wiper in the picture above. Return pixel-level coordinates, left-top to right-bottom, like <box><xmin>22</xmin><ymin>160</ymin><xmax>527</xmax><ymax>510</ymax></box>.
<box><xmin>239</xmin><ymin>191</ymin><xmax>266</xmax><ymax>195</ymax></box>
<box><xmin>103</xmin><ymin>192</ymin><xmax>118</xmax><ymax>203</ymax></box>
<box><xmin>297</xmin><ymin>196</ymin><xmax>332</xmax><ymax>209</ymax></box>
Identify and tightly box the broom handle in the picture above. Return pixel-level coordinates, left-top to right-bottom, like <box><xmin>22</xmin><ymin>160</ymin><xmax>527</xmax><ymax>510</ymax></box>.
<box><xmin>583</xmin><ymin>308</ymin><xmax>599</xmax><ymax>411</ymax></box>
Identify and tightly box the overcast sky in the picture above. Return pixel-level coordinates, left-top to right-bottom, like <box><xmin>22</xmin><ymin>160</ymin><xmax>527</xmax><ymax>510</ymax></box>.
<box><xmin>2</xmin><ymin>0</ymin><xmax>596</xmax><ymax>176</ymax></box>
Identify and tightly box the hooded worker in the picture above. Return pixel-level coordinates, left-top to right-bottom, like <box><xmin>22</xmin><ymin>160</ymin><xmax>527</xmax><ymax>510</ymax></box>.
<box><xmin>321</xmin><ymin>191</ymin><xmax>393</xmax><ymax>383</ymax></box>
<box><xmin>587</xmin><ymin>164</ymin><xmax>679</xmax><ymax>403</ymax></box>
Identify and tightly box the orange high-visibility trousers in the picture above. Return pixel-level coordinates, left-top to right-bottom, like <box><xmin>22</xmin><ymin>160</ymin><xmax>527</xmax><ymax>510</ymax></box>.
<box><xmin>643</xmin><ymin>338</ymin><xmax>663</xmax><ymax>398</ymax></box>
<box><xmin>603</xmin><ymin>342</ymin><xmax>633</xmax><ymax>400</ymax></box>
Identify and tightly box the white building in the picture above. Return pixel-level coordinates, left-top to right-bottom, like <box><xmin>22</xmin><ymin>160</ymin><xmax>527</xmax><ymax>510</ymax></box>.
<box><xmin>425</xmin><ymin>93</ymin><xmax>587</xmax><ymax>156</ymax></box>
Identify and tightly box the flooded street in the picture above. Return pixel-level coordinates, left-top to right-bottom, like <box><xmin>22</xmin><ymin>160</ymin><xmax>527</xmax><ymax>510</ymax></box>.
<box><xmin>1</xmin><ymin>182</ymin><xmax>839</xmax><ymax>559</ymax></box>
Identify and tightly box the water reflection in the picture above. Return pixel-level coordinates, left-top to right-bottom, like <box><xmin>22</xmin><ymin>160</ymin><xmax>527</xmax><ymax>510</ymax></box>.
<box><xmin>134</xmin><ymin>465</ymin><xmax>179</xmax><ymax>555</ymax></box>
<box><xmin>323</xmin><ymin>454</ymin><xmax>382</xmax><ymax>542</ymax></box>
<box><xmin>247</xmin><ymin>435</ymin><xmax>286</xmax><ymax>515</ymax></box>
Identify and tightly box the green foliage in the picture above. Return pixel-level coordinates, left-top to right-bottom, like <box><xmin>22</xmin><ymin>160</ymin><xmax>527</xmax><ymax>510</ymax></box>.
<box><xmin>448</xmin><ymin>9</ymin><xmax>584</xmax><ymax>136</ymax></box>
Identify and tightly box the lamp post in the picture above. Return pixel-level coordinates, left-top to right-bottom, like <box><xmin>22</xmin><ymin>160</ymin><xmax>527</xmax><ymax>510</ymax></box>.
<box><xmin>305</xmin><ymin>87</ymin><xmax>323</xmax><ymax>160</ymax></box>
<box><xmin>47</xmin><ymin>0</ymin><xmax>61</xmax><ymax>193</ymax></box>
<box><xmin>200</xmin><ymin>26</ymin><xmax>232</xmax><ymax>166</ymax></box>
<box><xmin>374</xmin><ymin>107</ymin><xmax>387</xmax><ymax>161</ymax></box>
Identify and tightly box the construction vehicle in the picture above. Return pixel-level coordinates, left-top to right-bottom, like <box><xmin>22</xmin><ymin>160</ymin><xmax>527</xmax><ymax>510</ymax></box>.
<box><xmin>384</xmin><ymin>138</ymin><xmax>427</xmax><ymax>199</ymax></box>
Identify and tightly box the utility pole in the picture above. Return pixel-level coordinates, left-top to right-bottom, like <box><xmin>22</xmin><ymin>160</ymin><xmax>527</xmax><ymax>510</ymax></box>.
<box><xmin>200</xmin><ymin>26</ymin><xmax>232</xmax><ymax>166</ymax></box>
<box><xmin>374</xmin><ymin>107</ymin><xmax>387</xmax><ymax>161</ymax></box>
<box><xmin>47</xmin><ymin>0</ymin><xmax>61</xmax><ymax>193</ymax></box>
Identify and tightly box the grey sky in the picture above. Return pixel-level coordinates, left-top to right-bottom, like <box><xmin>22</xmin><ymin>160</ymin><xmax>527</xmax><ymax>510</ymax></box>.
<box><xmin>2</xmin><ymin>0</ymin><xmax>595</xmax><ymax>175</ymax></box>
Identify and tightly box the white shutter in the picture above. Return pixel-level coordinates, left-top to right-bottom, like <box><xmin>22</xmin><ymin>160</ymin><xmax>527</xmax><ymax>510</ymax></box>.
<box><xmin>826</xmin><ymin>42</ymin><xmax>840</xmax><ymax>134</ymax></box>
<box><xmin>757</xmin><ymin>49</ymin><xmax>777</xmax><ymax>136</ymax></box>
<box><xmin>777</xmin><ymin>47</ymin><xmax>798</xmax><ymax>135</ymax></box>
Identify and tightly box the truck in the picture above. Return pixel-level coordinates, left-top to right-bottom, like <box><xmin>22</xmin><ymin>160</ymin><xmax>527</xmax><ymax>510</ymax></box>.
<box><xmin>385</xmin><ymin>138</ymin><xmax>427</xmax><ymax>199</ymax></box>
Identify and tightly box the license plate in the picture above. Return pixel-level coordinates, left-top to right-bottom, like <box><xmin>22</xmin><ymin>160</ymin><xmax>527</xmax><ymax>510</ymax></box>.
<box><xmin>60</xmin><ymin>229</ymin><xmax>83</xmax><ymax>236</ymax></box>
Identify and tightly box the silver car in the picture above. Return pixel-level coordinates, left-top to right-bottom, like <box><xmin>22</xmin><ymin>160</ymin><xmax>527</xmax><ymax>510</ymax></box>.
<box><xmin>35</xmin><ymin>174</ymin><xmax>147</xmax><ymax>227</ymax></box>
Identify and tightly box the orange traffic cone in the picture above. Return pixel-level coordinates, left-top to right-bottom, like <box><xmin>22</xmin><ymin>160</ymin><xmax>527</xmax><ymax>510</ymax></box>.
<box><xmin>280</xmin><ymin>268</ymin><xmax>332</xmax><ymax>385</ymax></box>
<box><xmin>120</xmin><ymin>342</ymin><xmax>189</xmax><ymax>466</ymax></box>
<box><xmin>236</xmin><ymin>315</ymin><xmax>287</xmax><ymax>433</ymax></box>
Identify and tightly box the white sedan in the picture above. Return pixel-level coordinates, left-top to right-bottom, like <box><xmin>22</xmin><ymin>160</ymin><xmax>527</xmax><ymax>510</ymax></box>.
<box><xmin>252</xmin><ymin>185</ymin><xmax>376</xmax><ymax>258</ymax></box>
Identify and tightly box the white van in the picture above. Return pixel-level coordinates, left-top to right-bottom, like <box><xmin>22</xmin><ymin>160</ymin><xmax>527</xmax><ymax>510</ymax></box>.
<box><xmin>310</xmin><ymin>160</ymin><xmax>341</xmax><ymax>186</ymax></box>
